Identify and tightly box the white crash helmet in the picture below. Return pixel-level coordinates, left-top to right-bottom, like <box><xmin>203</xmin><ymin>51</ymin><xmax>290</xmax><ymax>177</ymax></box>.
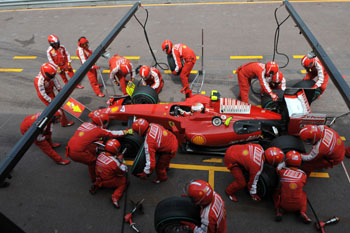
<box><xmin>191</xmin><ymin>103</ymin><xmax>204</xmax><ymax>112</ymax></box>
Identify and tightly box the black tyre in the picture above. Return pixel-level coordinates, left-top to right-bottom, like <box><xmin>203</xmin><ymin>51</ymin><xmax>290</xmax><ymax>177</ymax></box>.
<box><xmin>257</xmin><ymin>164</ymin><xmax>278</xmax><ymax>198</ymax></box>
<box><xmin>292</xmin><ymin>79</ymin><xmax>320</xmax><ymax>104</ymax></box>
<box><xmin>131</xmin><ymin>85</ymin><xmax>159</xmax><ymax>104</ymax></box>
<box><xmin>269</xmin><ymin>135</ymin><xmax>306</xmax><ymax>153</ymax></box>
<box><xmin>167</xmin><ymin>54</ymin><xmax>182</xmax><ymax>75</ymax></box>
<box><xmin>154</xmin><ymin>196</ymin><xmax>201</xmax><ymax>233</ymax></box>
<box><xmin>131</xmin><ymin>144</ymin><xmax>146</xmax><ymax>176</ymax></box>
<box><xmin>251</xmin><ymin>78</ymin><xmax>261</xmax><ymax>95</ymax></box>
<box><xmin>118</xmin><ymin>134</ymin><xmax>144</xmax><ymax>159</ymax></box>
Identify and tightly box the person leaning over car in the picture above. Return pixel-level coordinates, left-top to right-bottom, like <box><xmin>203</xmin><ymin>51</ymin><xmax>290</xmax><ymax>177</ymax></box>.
<box><xmin>299</xmin><ymin>125</ymin><xmax>345</xmax><ymax>177</ymax></box>
<box><xmin>181</xmin><ymin>180</ymin><xmax>227</xmax><ymax>233</ymax></box>
<box><xmin>236</xmin><ymin>61</ymin><xmax>279</xmax><ymax>103</ymax></box>
<box><xmin>108</xmin><ymin>54</ymin><xmax>135</xmax><ymax>95</ymax></box>
<box><xmin>162</xmin><ymin>40</ymin><xmax>196</xmax><ymax>98</ymax></box>
<box><xmin>261</xmin><ymin>71</ymin><xmax>286</xmax><ymax>96</ymax></box>
<box><xmin>224</xmin><ymin>144</ymin><xmax>284</xmax><ymax>202</ymax></box>
<box><xmin>66</xmin><ymin>111</ymin><xmax>133</xmax><ymax>182</ymax></box>
<box><xmin>139</xmin><ymin>65</ymin><xmax>164</xmax><ymax>94</ymax></box>
<box><xmin>132</xmin><ymin>118</ymin><xmax>178</xmax><ymax>184</ymax></box>
<box><xmin>20</xmin><ymin>112</ymin><xmax>70</xmax><ymax>165</ymax></box>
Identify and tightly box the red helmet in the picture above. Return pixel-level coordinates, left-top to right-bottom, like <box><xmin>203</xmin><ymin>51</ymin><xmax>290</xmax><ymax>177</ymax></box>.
<box><xmin>78</xmin><ymin>36</ymin><xmax>89</xmax><ymax>48</ymax></box>
<box><xmin>301</xmin><ymin>55</ymin><xmax>315</xmax><ymax>69</ymax></box>
<box><xmin>299</xmin><ymin>125</ymin><xmax>322</xmax><ymax>144</ymax></box>
<box><xmin>161</xmin><ymin>40</ymin><xmax>172</xmax><ymax>54</ymax></box>
<box><xmin>132</xmin><ymin>118</ymin><xmax>149</xmax><ymax>136</ymax></box>
<box><xmin>272</xmin><ymin>71</ymin><xmax>283</xmax><ymax>84</ymax></box>
<box><xmin>105</xmin><ymin>139</ymin><xmax>121</xmax><ymax>154</ymax></box>
<box><xmin>91</xmin><ymin>111</ymin><xmax>109</xmax><ymax>128</ymax></box>
<box><xmin>265</xmin><ymin>61</ymin><xmax>279</xmax><ymax>77</ymax></box>
<box><xmin>285</xmin><ymin>150</ymin><xmax>302</xmax><ymax>167</ymax></box>
<box><xmin>264</xmin><ymin>147</ymin><xmax>284</xmax><ymax>165</ymax></box>
<box><xmin>48</xmin><ymin>34</ymin><xmax>60</xmax><ymax>49</ymax></box>
<box><xmin>139</xmin><ymin>65</ymin><xmax>151</xmax><ymax>80</ymax></box>
<box><xmin>41</xmin><ymin>63</ymin><xmax>57</xmax><ymax>79</ymax></box>
<box><xmin>119</xmin><ymin>62</ymin><xmax>132</xmax><ymax>75</ymax></box>
<box><xmin>187</xmin><ymin>180</ymin><xmax>213</xmax><ymax>206</ymax></box>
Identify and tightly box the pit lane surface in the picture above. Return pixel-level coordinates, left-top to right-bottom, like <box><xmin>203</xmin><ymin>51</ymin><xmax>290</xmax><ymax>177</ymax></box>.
<box><xmin>0</xmin><ymin>1</ymin><xmax>350</xmax><ymax>232</ymax></box>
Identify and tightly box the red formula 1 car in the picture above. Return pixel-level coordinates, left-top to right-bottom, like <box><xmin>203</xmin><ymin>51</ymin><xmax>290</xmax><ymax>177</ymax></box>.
<box><xmin>91</xmin><ymin>86</ymin><xmax>328</xmax><ymax>155</ymax></box>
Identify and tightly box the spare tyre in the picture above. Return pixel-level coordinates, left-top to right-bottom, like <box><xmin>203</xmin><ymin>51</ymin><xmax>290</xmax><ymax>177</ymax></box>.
<box><xmin>292</xmin><ymin>79</ymin><xmax>320</xmax><ymax>104</ymax></box>
<box><xmin>131</xmin><ymin>85</ymin><xmax>159</xmax><ymax>104</ymax></box>
<box><xmin>167</xmin><ymin>54</ymin><xmax>183</xmax><ymax>75</ymax></box>
<box><xmin>257</xmin><ymin>164</ymin><xmax>278</xmax><ymax>198</ymax></box>
<box><xmin>118</xmin><ymin>134</ymin><xmax>144</xmax><ymax>159</ymax></box>
<box><xmin>154</xmin><ymin>196</ymin><xmax>201</xmax><ymax>233</ymax></box>
<box><xmin>131</xmin><ymin>144</ymin><xmax>146</xmax><ymax>176</ymax></box>
<box><xmin>269</xmin><ymin>135</ymin><xmax>306</xmax><ymax>153</ymax></box>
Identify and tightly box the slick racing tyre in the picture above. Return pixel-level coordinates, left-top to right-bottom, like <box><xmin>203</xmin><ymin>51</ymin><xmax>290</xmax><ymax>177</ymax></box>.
<box><xmin>257</xmin><ymin>164</ymin><xmax>278</xmax><ymax>198</ymax></box>
<box><xmin>118</xmin><ymin>134</ymin><xmax>144</xmax><ymax>159</ymax></box>
<box><xmin>131</xmin><ymin>86</ymin><xmax>159</xmax><ymax>104</ymax></box>
<box><xmin>292</xmin><ymin>79</ymin><xmax>320</xmax><ymax>104</ymax></box>
<box><xmin>167</xmin><ymin>54</ymin><xmax>183</xmax><ymax>75</ymax></box>
<box><xmin>131</xmin><ymin>144</ymin><xmax>146</xmax><ymax>176</ymax></box>
<box><xmin>269</xmin><ymin>135</ymin><xmax>306</xmax><ymax>153</ymax></box>
<box><xmin>154</xmin><ymin>196</ymin><xmax>201</xmax><ymax>233</ymax></box>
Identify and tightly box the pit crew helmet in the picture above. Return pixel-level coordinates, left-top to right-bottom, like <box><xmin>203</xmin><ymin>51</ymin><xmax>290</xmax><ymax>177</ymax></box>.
<box><xmin>119</xmin><ymin>62</ymin><xmax>132</xmax><ymax>75</ymax></box>
<box><xmin>272</xmin><ymin>71</ymin><xmax>283</xmax><ymax>85</ymax></box>
<box><xmin>265</xmin><ymin>61</ymin><xmax>279</xmax><ymax>77</ymax></box>
<box><xmin>139</xmin><ymin>65</ymin><xmax>151</xmax><ymax>80</ymax></box>
<box><xmin>91</xmin><ymin>111</ymin><xmax>109</xmax><ymax>128</ymax></box>
<box><xmin>264</xmin><ymin>147</ymin><xmax>284</xmax><ymax>165</ymax></box>
<box><xmin>41</xmin><ymin>63</ymin><xmax>57</xmax><ymax>79</ymax></box>
<box><xmin>285</xmin><ymin>150</ymin><xmax>302</xmax><ymax>167</ymax></box>
<box><xmin>78</xmin><ymin>36</ymin><xmax>89</xmax><ymax>48</ymax></box>
<box><xmin>191</xmin><ymin>103</ymin><xmax>204</xmax><ymax>113</ymax></box>
<box><xmin>301</xmin><ymin>55</ymin><xmax>315</xmax><ymax>69</ymax></box>
<box><xmin>162</xmin><ymin>40</ymin><xmax>172</xmax><ymax>54</ymax></box>
<box><xmin>105</xmin><ymin>139</ymin><xmax>121</xmax><ymax>154</ymax></box>
<box><xmin>48</xmin><ymin>34</ymin><xmax>60</xmax><ymax>49</ymax></box>
<box><xmin>132</xmin><ymin>118</ymin><xmax>149</xmax><ymax>136</ymax></box>
<box><xmin>299</xmin><ymin>125</ymin><xmax>322</xmax><ymax>145</ymax></box>
<box><xmin>186</xmin><ymin>180</ymin><xmax>213</xmax><ymax>206</ymax></box>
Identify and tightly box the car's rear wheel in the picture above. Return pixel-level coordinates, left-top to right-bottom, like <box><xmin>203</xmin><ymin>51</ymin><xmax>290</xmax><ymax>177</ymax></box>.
<box><xmin>118</xmin><ymin>134</ymin><xmax>144</xmax><ymax>159</ymax></box>
<box><xmin>269</xmin><ymin>135</ymin><xmax>306</xmax><ymax>153</ymax></box>
<box><xmin>154</xmin><ymin>196</ymin><xmax>201</xmax><ymax>233</ymax></box>
<box><xmin>131</xmin><ymin>144</ymin><xmax>146</xmax><ymax>175</ymax></box>
<box><xmin>131</xmin><ymin>86</ymin><xmax>159</xmax><ymax>104</ymax></box>
<box><xmin>292</xmin><ymin>79</ymin><xmax>320</xmax><ymax>104</ymax></box>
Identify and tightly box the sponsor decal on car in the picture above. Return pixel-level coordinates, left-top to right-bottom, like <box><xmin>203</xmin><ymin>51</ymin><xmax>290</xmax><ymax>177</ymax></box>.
<box><xmin>220</xmin><ymin>98</ymin><xmax>251</xmax><ymax>114</ymax></box>
<box><xmin>191</xmin><ymin>135</ymin><xmax>206</xmax><ymax>145</ymax></box>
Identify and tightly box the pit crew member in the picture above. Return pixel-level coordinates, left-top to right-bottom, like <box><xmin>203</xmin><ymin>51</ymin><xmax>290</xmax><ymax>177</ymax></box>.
<box><xmin>47</xmin><ymin>34</ymin><xmax>84</xmax><ymax>88</ymax></box>
<box><xmin>90</xmin><ymin>139</ymin><xmax>127</xmax><ymax>208</ymax></box>
<box><xmin>76</xmin><ymin>36</ymin><xmax>104</xmax><ymax>97</ymax></box>
<box><xmin>109</xmin><ymin>54</ymin><xmax>135</xmax><ymax>95</ymax></box>
<box><xmin>301</xmin><ymin>53</ymin><xmax>329</xmax><ymax>96</ymax></box>
<box><xmin>34</xmin><ymin>62</ymin><xmax>74</xmax><ymax>127</ymax></box>
<box><xmin>139</xmin><ymin>65</ymin><xmax>164</xmax><ymax>94</ymax></box>
<box><xmin>66</xmin><ymin>112</ymin><xmax>132</xmax><ymax>181</ymax></box>
<box><xmin>20</xmin><ymin>112</ymin><xmax>70</xmax><ymax>165</ymax></box>
<box><xmin>262</xmin><ymin>71</ymin><xmax>286</xmax><ymax>95</ymax></box>
<box><xmin>181</xmin><ymin>180</ymin><xmax>227</xmax><ymax>233</ymax></box>
<box><xmin>132</xmin><ymin>118</ymin><xmax>178</xmax><ymax>183</ymax></box>
<box><xmin>299</xmin><ymin>125</ymin><xmax>345</xmax><ymax>176</ymax></box>
<box><xmin>273</xmin><ymin>150</ymin><xmax>312</xmax><ymax>223</ymax></box>
<box><xmin>224</xmin><ymin>144</ymin><xmax>284</xmax><ymax>202</ymax></box>
<box><xmin>236</xmin><ymin>61</ymin><xmax>279</xmax><ymax>103</ymax></box>
<box><xmin>162</xmin><ymin>40</ymin><xmax>196</xmax><ymax>98</ymax></box>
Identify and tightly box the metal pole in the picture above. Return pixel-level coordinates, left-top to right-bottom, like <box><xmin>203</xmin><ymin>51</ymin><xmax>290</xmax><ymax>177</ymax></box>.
<box><xmin>0</xmin><ymin>1</ymin><xmax>141</xmax><ymax>186</ymax></box>
<box><xmin>283</xmin><ymin>0</ymin><xmax>350</xmax><ymax>110</ymax></box>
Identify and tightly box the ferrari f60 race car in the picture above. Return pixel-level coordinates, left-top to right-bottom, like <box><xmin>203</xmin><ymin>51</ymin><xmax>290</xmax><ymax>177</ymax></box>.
<box><xmin>91</xmin><ymin>84</ymin><xmax>327</xmax><ymax>155</ymax></box>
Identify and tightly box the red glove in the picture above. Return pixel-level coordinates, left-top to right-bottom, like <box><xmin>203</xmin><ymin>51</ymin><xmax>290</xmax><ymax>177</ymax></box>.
<box><xmin>251</xmin><ymin>194</ymin><xmax>261</xmax><ymax>201</ymax></box>
<box><xmin>180</xmin><ymin>221</ymin><xmax>196</xmax><ymax>231</ymax></box>
<box><xmin>270</xmin><ymin>93</ymin><xmax>278</xmax><ymax>102</ymax></box>
<box><xmin>136</xmin><ymin>172</ymin><xmax>148</xmax><ymax>179</ymax></box>
<box><xmin>93</xmin><ymin>65</ymin><xmax>101</xmax><ymax>70</ymax></box>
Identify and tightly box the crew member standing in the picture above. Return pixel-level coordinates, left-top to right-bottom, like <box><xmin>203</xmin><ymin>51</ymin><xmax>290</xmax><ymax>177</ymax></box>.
<box><xmin>90</xmin><ymin>139</ymin><xmax>127</xmax><ymax>208</ymax></box>
<box><xmin>139</xmin><ymin>65</ymin><xmax>164</xmax><ymax>94</ymax></box>
<box><xmin>132</xmin><ymin>118</ymin><xmax>178</xmax><ymax>183</ymax></box>
<box><xmin>236</xmin><ymin>61</ymin><xmax>279</xmax><ymax>103</ymax></box>
<box><xmin>301</xmin><ymin>53</ymin><xmax>329</xmax><ymax>97</ymax></box>
<box><xmin>76</xmin><ymin>36</ymin><xmax>104</xmax><ymax>97</ymax></box>
<box><xmin>299</xmin><ymin>125</ymin><xmax>345</xmax><ymax>176</ymax></box>
<box><xmin>20</xmin><ymin>112</ymin><xmax>70</xmax><ymax>165</ymax></box>
<box><xmin>162</xmin><ymin>40</ymin><xmax>196</xmax><ymax>98</ymax></box>
<box><xmin>224</xmin><ymin>144</ymin><xmax>284</xmax><ymax>202</ymax></box>
<box><xmin>181</xmin><ymin>180</ymin><xmax>227</xmax><ymax>233</ymax></box>
<box><xmin>109</xmin><ymin>54</ymin><xmax>135</xmax><ymax>95</ymax></box>
<box><xmin>34</xmin><ymin>62</ymin><xmax>74</xmax><ymax>127</ymax></box>
<box><xmin>66</xmin><ymin>112</ymin><xmax>132</xmax><ymax>181</ymax></box>
<box><xmin>273</xmin><ymin>150</ymin><xmax>312</xmax><ymax>223</ymax></box>
<box><xmin>47</xmin><ymin>34</ymin><xmax>83</xmax><ymax>88</ymax></box>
